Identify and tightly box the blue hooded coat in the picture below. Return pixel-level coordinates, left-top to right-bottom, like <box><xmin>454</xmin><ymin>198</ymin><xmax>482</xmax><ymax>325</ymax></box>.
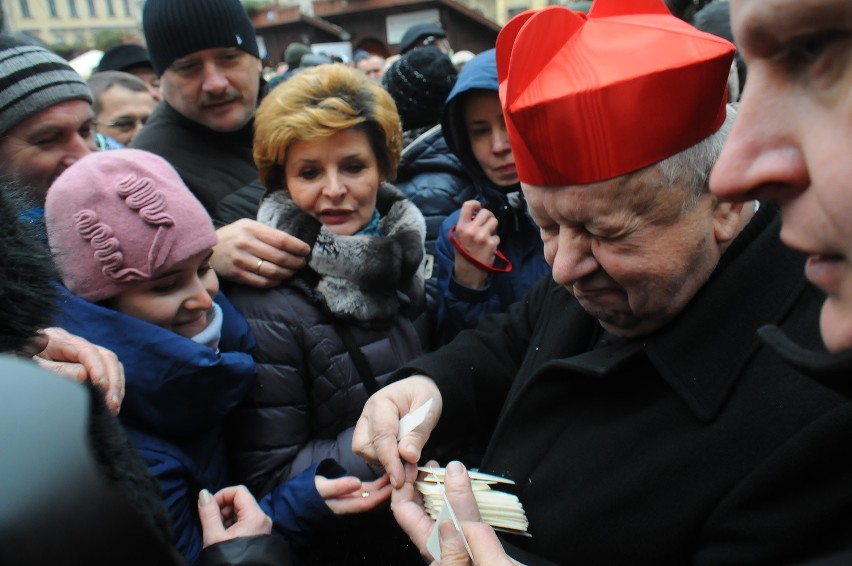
<box><xmin>435</xmin><ymin>49</ymin><xmax>550</xmax><ymax>344</ymax></box>
<box><xmin>53</xmin><ymin>289</ymin><xmax>336</xmax><ymax>565</ymax></box>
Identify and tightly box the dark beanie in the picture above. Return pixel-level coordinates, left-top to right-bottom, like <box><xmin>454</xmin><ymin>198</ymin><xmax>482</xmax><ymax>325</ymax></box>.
<box><xmin>97</xmin><ymin>43</ymin><xmax>152</xmax><ymax>73</ymax></box>
<box><xmin>382</xmin><ymin>47</ymin><xmax>457</xmax><ymax>131</ymax></box>
<box><xmin>142</xmin><ymin>0</ymin><xmax>260</xmax><ymax>76</ymax></box>
<box><xmin>0</xmin><ymin>35</ymin><xmax>93</xmax><ymax>137</ymax></box>
<box><xmin>399</xmin><ymin>23</ymin><xmax>445</xmax><ymax>55</ymax></box>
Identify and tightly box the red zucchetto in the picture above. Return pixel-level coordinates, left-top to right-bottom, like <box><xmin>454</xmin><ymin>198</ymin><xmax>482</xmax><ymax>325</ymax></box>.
<box><xmin>496</xmin><ymin>0</ymin><xmax>735</xmax><ymax>186</ymax></box>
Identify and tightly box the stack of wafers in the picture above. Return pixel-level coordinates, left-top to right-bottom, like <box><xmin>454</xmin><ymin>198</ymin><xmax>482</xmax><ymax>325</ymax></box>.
<box><xmin>415</xmin><ymin>466</ymin><xmax>530</xmax><ymax>536</ymax></box>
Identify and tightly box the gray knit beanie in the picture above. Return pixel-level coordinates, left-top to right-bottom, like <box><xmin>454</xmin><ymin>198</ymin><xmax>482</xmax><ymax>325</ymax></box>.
<box><xmin>143</xmin><ymin>0</ymin><xmax>260</xmax><ymax>76</ymax></box>
<box><xmin>0</xmin><ymin>36</ymin><xmax>93</xmax><ymax>137</ymax></box>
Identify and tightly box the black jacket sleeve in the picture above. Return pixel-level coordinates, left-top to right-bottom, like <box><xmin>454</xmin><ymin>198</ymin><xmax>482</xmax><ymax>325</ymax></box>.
<box><xmin>198</xmin><ymin>535</ymin><xmax>292</xmax><ymax>566</ymax></box>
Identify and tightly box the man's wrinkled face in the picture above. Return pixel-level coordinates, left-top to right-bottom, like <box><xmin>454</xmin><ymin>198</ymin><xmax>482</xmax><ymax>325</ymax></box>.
<box><xmin>0</xmin><ymin>100</ymin><xmax>95</xmax><ymax>203</ymax></box>
<box><xmin>525</xmin><ymin>167</ymin><xmax>741</xmax><ymax>338</ymax></box>
<box><xmin>709</xmin><ymin>0</ymin><xmax>852</xmax><ymax>352</ymax></box>
<box><xmin>160</xmin><ymin>47</ymin><xmax>261</xmax><ymax>133</ymax></box>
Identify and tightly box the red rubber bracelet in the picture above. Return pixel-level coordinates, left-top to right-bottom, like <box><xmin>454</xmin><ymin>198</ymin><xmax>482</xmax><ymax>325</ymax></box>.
<box><xmin>449</xmin><ymin>226</ymin><xmax>513</xmax><ymax>273</ymax></box>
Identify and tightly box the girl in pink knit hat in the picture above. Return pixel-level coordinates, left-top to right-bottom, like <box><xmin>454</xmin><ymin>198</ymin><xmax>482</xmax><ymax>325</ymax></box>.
<box><xmin>44</xmin><ymin>149</ymin><xmax>390</xmax><ymax>565</ymax></box>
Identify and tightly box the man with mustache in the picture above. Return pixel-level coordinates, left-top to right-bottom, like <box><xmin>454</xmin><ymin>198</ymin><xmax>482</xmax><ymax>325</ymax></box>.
<box><xmin>133</xmin><ymin>0</ymin><xmax>310</xmax><ymax>289</ymax></box>
<box><xmin>353</xmin><ymin>2</ymin><xmax>852</xmax><ymax>564</ymax></box>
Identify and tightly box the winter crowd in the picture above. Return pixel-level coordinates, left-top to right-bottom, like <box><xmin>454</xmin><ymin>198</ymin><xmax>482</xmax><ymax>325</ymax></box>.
<box><xmin>1</xmin><ymin>0</ymin><xmax>851</xmax><ymax>564</ymax></box>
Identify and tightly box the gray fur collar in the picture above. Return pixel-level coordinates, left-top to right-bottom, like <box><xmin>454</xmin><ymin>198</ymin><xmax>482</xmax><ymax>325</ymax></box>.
<box><xmin>258</xmin><ymin>183</ymin><xmax>426</xmax><ymax>325</ymax></box>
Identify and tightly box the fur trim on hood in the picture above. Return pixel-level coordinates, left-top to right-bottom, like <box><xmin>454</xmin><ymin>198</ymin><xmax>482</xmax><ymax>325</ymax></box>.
<box><xmin>258</xmin><ymin>183</ymin><xmax>426</xmax><ymax>326</ymax></box>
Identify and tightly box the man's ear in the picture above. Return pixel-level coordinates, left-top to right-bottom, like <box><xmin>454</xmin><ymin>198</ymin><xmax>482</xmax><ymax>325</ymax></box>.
<box><xmin>712</xmin><ymin>197</ymin><xmax>746</xmax><ymax>243</ymax></box>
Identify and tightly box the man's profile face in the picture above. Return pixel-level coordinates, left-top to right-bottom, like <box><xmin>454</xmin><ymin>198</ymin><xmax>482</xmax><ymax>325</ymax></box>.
<box><xmin>0</xmin><ymin>100</ymin><xmax>95</xmax><ymax>203</ymax></box>
<box><xmin>709</xmin><ymin>0</ymin><xmax>852</xmax><ymax>352</ymax></box>
<box><xmin>160</xmin><ymin>47</ymin><xmax>261</xmax><ymax>133</ymax></box>
<box><xmin>525</xmin><ymin>166</ymin><xmax>738</xmax><ymax>338</ymax></box>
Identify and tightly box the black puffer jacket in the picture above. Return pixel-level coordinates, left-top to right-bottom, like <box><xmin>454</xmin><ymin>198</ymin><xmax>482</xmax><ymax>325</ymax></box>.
<box><xmin>395</xmin><ymin>125</ymin><xmax>477</xmax><ymax>344</ymax></box>
<box><xmin>227</xmin><ymin>183</ymin><xmax>427</xmax><ymax>497</ymax></box>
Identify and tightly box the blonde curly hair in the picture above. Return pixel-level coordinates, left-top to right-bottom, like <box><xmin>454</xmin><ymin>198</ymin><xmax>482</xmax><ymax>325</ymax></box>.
<box><xmin>254</xmin><ymin>63</ymin><xmax>402</xmax><ymax>192</ymax></box>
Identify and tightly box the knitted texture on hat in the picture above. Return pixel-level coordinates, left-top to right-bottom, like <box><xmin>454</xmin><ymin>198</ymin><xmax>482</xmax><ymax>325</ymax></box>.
<box><xmin>45</xmin><ymin>149</ymin><xmax>217</xmax><ymax>302</ymax></box>
<box><xmin>143</xmin><ymin>0</ymin><xmax>260</xmax><ymax>75</ymax></box>
<box><xmin>383</xmin><ymin>47</ymin><xmax>457</xmax><ymax>131</ymax></box>
<box><xmin>0</xmin><ymin>35</ymin><xmax>93</xmax><ymax>137</ymax></box>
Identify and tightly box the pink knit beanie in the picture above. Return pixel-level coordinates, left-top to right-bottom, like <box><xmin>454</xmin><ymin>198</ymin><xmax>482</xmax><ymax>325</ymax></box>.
<box><xmin>45</xmin><ymin>149</ymin><xmax>217</xmax><ymax>302</ymax></box>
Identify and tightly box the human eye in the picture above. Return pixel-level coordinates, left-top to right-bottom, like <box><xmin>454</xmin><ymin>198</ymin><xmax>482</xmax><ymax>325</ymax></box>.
<box><xmin>344</xmin><ymin>161</ymin><xmax>366</xmax><ymax>174</ymax></box>
<box><xmin>468</xmin><ymin>126</ymin><xmax>490</xmax><ymax>138</ymax></box>
<box><xmin>151</xmin><ymin>278</ymin><xmax>178</xmax><ymax>293</ymax></box>
<box><xmin>198</xmin><ymin>261</ymin><xmax>213</xmax><ymax>276</ymax></box>
<box><xmin>33</xmin><ymin>131</ymin><xmax>61</xmax><ymax>146</ymax></box>
<box><xmin>219</xmin><ymin>50</ymin><xmax>243</xmax><ymax>65</ymax></box>
<box><xmin>299</xmin><ymin>167</ymin><xmax>319</xmax><ymax>180</ymax></box>
<box><xmin>777</xmin><ymin>30</ymin><xmax>849</xmax><ymax>81</ymax></box>
<box><xmin>171</xmin><ymin>59</ymin><xmax>200</xmax><ymax>76</ymax></box>
<box><xmin>78</xmin><ymin>123</ymin><xmax>94</xmax><ymax>138</ymax></box>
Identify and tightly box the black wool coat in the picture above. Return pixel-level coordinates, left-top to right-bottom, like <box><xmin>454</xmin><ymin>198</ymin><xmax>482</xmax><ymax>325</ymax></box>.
<box><xmin>400</xmin><ymin>209</ymin><xmax>852</xmax><ymax>565</ymax></box>
<box><xmin>132</xmin><ymin>102</ymin><xmax>257</xmax><ymax>222</ymax></box>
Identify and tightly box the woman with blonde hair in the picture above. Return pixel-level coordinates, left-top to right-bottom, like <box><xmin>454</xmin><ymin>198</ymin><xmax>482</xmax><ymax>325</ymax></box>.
<box><xmin>227</xmin><ymin>63</ymin><xmax>426</xmax><ymax>563</ymax></box>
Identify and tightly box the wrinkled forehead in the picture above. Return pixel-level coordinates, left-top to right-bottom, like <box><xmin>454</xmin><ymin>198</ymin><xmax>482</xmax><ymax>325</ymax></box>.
<box><xmin>522</xmin><ymin>167</ymin><xmax>687</xmax><ymax>222</ymax></box>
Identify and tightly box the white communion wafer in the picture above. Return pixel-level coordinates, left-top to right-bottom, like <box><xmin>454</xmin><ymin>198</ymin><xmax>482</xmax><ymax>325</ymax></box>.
<box><xmin>415</xmin><ymin>466</ymin><xmax>530</xmax><ymax>536</ymax></box>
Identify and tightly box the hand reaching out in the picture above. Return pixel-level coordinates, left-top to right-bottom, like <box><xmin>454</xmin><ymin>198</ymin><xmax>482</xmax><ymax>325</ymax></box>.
<box><xmin>317</xmin><ymin>473</ymin><xmax>392</xmax><ymax>515</ymax></box>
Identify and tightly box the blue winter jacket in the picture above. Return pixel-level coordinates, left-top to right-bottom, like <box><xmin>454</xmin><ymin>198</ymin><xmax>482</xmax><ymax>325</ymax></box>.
<box><xmin>435</xmin><ymin>49</ymin><xmax>550</xmax><ymax>344</ymax></box>
<box><xmin>53</xmin><ymin>288</ymin><xmax>336</xmax><ymax>565</ymax></box>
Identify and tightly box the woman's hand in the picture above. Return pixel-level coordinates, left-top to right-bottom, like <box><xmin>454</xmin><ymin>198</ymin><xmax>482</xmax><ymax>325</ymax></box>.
<box><xmin>452</xmin><ymin>200</ymin><xmax>500</xmax><ymax>289</ymax></box>
<box><xmin>198</xmin><ymin>486</ymin><xmax>272</xmax><ymax>548</ymax></box>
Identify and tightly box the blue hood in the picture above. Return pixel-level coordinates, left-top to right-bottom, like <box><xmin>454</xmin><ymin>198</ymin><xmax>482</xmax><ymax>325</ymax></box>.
<box><xmin>53</xmin><ymin>287</ymin><xmax>257</xmax><ymax>439</ymax></box>
<box><xmin>441</xmin><ymin>48</ymin><xmax>502</xmax><ymax>186</ymax></box>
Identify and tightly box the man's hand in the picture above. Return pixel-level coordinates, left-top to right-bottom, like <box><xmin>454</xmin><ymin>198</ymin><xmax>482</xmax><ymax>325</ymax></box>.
<box><xmin>435</xmin><ymin>521</ymin><xmax>517</xmax><ymax>565</ymax></box>
<box><xmin>393</xmin><ymin>460</ymin><xmax>517</xmax><ymax>565</ymax></box>
<box><xmin>212</xmin><ymin>219</ymin><xmax>310</xmax><ymax>287</ymax></box>
<box><xmin>198</xmin><ymin>486</ymin><xmax>272</xmax><ymax>548</ymax></box>
<box><xmin>352</xmin><ymin>376</ymin><xmax>442</xmax><ymax>488</ymax></box>
<box><xmin>33</xmin><ymin>327</ymin><xmax>124</xmax><ymax>415</ymax></box>
<box><xmin>392</xmin><ymin>460</ymin><xmax>482</xmax><ymax>560</ymax></box>
<box><xmin>316</xmin><ymin>474</ymin><xmax>392</xmax><ymax>515</ymax></box>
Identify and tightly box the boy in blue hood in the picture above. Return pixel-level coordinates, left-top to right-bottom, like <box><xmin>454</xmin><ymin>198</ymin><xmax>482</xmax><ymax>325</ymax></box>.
<box><xmin>436</xmin><ymin>49</ymin><xmax>550</xmax><ymax>344</ymax></box>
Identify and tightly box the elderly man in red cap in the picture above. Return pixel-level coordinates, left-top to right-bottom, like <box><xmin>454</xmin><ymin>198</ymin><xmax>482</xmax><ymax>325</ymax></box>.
<box><xmin>352</xmin><ymin>0</ymin><xmax>852</xmax><ymax>564</ymax></box>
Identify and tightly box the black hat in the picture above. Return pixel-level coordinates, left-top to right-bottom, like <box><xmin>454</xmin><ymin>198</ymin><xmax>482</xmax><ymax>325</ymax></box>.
<box><xmin>399</xmin><ymin>23</ymin><xmax>446</xmax><ymax>54</ymax></box>
<box><xmin>142</xmin><ymin>0</ymin><xmax>260</xmax><ymax>76</ymax></box>
<box><xmin>97</xmin><ymin>44</ymin><xmax>152</xmax><ymax>73</ymax></box>
<box><xmin>382</xmin><ymin>47</ymin><xmax>457</xmax><ymax>131</ymax></box>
